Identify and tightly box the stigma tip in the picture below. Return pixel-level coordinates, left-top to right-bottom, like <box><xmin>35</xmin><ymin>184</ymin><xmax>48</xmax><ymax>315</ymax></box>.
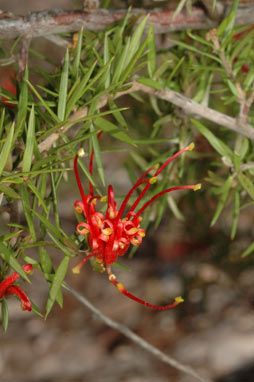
<box><xmin>149</xmin><ymin>176</ymin><xmax>157</xmax><ymax>184</ymax></box>
<box><xmin>187</xmin><ymin>142</ymin><xmax>195</xmax><ymax>151</ymax></box>
<box><xmin>78</xmin><ymin>148</ymin><xmax>85</xmax><ymax>157</ymax></box>
<box><xmin>72</xmin><ymin>266</ymin><xmax>80</xmax><ymax>274</ymax></box>
<box><xmin>175</xmin><ymin>296</ymin><xmax>184</xmax><ymax>303</ymax></box>
<box><xmin>193</xmin><ymin>183</ymin><xmax>202</xmax><ymax>191</ymax></box>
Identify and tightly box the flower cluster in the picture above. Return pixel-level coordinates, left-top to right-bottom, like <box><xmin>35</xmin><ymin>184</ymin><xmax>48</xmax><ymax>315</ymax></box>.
<box><xmin>0</xmin><ymin>264</ymin><xmax>33</xmax><ymax>311</ymax></box>
<box><xmin>73</xmin><ymin>138</ymin><xmax>200</xmax><ymax>310</ymax></box>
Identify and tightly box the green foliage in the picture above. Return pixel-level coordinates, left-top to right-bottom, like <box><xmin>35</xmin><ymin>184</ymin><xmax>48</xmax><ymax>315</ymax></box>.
<box><xmin>1</xmin><ymin>2</ymin><xmax>254</xmax><ymax>329</ymax></box>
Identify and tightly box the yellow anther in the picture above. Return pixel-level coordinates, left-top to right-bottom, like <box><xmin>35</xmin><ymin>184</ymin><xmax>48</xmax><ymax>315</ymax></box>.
<box><xmin>149</xmin><ymin>176</ymin><xmax>157</xmax><ymax>184</ymax></box>
<box><xmin>96</xmin><ymin>258</ymin><xmax>103</xmax><ymax>264</ymax></box>
<box><xmin>102</xmin><ymin>228</ymin><xmax>113</xmax><ymax>235</ymax></box>
<box><xmin>139</xmin><ymin>231</ymin><xmax>146</xmax><ymax>238</ymax></box>
<box><xmin>175</xmin><ymin>296</ymin><xmax>184</xmax><ymax>303</ymax></box>
<box><xmin>78</xmin><ymin>148</ymin><xmax>85</xmax><ymax>157</ymax></box>
<box><xmin>187</xmin><ymin>142</ymin><xmax>195</xmax><ymax>151</ymax></box>
<box><xmin>119</xmin><ymin>242</ymin><xmax>125</xmax><ymax>249</ymax></box>
<box><xmin>92</xmin><ymin>198</ymin><xmax>97</xmax><ymax>205</ymax></box>
<box><xmin>193</xmin><ymin>183</ymin><xmax>202</xmax><ymax>191</ymax></box>
<box><xmin>100</xmin><ymin>196</ymin><xmax>107</xmax><ymax>203</ymax></box>
<box><xmin>72</xmin><ymin>266</ymin><xmax>80</xmax><ymax>274</ymax></box>
<box><xmin>153</xmin><ymin>163</ymin><xmax>159</xmax><ymax>171</ymax></box>
<box><xmin>128</xmin><ymin>227</ymin><xmax>138</xmax><ymax>235</ymax></box>
<box><xmin>116</xmin><ymin>282</ymin><xmax>125</xmax><ymax>292</ymax></box>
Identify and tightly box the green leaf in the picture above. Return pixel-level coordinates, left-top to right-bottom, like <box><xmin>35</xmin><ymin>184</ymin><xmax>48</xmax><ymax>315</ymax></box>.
<box><xmin>46</xmin><ymin>255</ymin><xmax>69</xmax><ymax>317</ymax></box>
<box><xmin>231</xmin><ymin>191</ymin><xmax>240</xmax><ymax>239</ymax></box>
<box><xmin>66</xmin><ymin>60</ymin><xmax>99</xmax><ymax>117</ymax></box>
<box><xmin>26</xmin><ymin>180</ymin><xmax>48</xmax><ymax>213</ymax></box>
<box><xmin>91</xmin><ymin>126</ymin><xmax>105</xmax><ymax>186</ymax></box>
<box><xmin>94</xmin><ymin>117</ymin><xmax>135</xmax><ymax>146</ymax></box>
<box><xmin>167</xmin><ymin>195</ymin><xmax>185</xmax><ymax>221</ymax></box>
<box><xmin>242</xmin><ymin>241</ymin><xmax>254</xmax><ymax>257</ymax></box>
<box><xmin>211</xmin><ymin>176</ymin><xmax>233</xmax><ymax>226</ymax></box>
<box><xmin>147</xmin><ymin>24</ymin><xmax>156</xmax><ymax>77</ymax></box>
<box><xmin>57</xmin><ymin>49</ymin><xmax>69</xmax><ymax>121</ymax></box>
<box><xmin>109</xmin><ymin>100</ymin><xmax>128</xmax><ymax>129</ymax></box>
<box><xmin>22</xmin><ymin>104</ymin><xmax>35</xmax><ymax>173</ymax></box>
<box><xmin>72</xmin><ymin>28</ymin><xmax>83</xmax><ymax>79</ymax></box>
<box><xmin>1</xmin><ymin>230</ymin><xmax>23</xmax><ymax>243</ymax></box>
<box><xmin>218</xmin><ymin>0</ymin><xmax>239</xmax><ymax>40</ymax></box>
<box><xmin>0</xmin><ymin>108</ymin><xmax>5</xmax><ymax>139</ymax></box>
<box><xmin>39</xmin><ymin>247</ymin><xmax>54</xmax><ymax>274</ymax></box>
<box><xmin>0</xmin><ymin>123</ymin><xmax>14</xmax><ymax>177</ymax></box>
<box><xmin>0</xmin><ymin>242</ymin><xmax>30</xmax><ymax>282</ymax></box>
<box><xmin>172</xmin><ymin>0</ymin><xmax>187</xmax><ymax>20</ymax></box>
<box><xmin>169</xmin><ymin>39</ymin><xmax>221</xmax><ymax>64</ymax></box>
<box><xmin>137</xmin><ymin>77</ymin><xmax>162</xmax><ymax>90</ymax></box>
<box><xmin>226</xmin><ymin>79</ymin><xmax>238</xmax><ymax>97</ymax></box>
<box><xmin>20</xmin><ymin>183</ymin><xmax>36</xmax><ymax>241</ymax></box>
<box><xmin>30</xmin><ymin>300</ymin><xmax>43</xmax><ymax>318</ymax></box>
<box><xmin>238</xmin><ymin>172</ymin><xmax>254</xmax><ymax>200</ymax></box>
<box><xmin>166</xmin><ymin>56</ymin><xmax>185</xmax><ymax>87</ymax></box>
<box><xmin>16</xmin><ymin>66</ymin><xmax>28</xmax><ymax>132</ymax></box>
<box><xmin>27</xmin><ymin>80</ymin><xmax>60</xmax><ymax>123</ymax></box>
<box><xmin>0</xmin><ymin>184</ymin><xmax>20</xmax><ymax>199</ymax></box>
<box><xmin>21</xmin><ymin>255</ymin><xmax>39</xmax><ymax>265</ymax></box>
<box><xmin>237</xmin><ymin>137</ymin><xmax>249</xmax><ymax>159</ymax></box>
<box><xmin>126</xmin><ymin>15</ymin><xmax>148</xmax><ymax>68</ymax></box>
<box><xmin>33</xmin><ymin>210</ymin><xmax>63</xmax><ymax>239</ymax></box>
<box><xmin>112</xmin><ymin>37</ymin><xmax>131</xmax><ymax>84</ymax></box>
<box><xmin>1</xmin><ymin>298</ymin><xmax>8</xmax><ymax>332</ymax></box>
<box><xmin>47</xmin><ymin>232</ymin><xmax>74</xmax><ymax>258</ymax></box>
<box><xmin>192</xmin><ymin>119</ymin><xmax>233</xmax><ymax>163</ymax></box>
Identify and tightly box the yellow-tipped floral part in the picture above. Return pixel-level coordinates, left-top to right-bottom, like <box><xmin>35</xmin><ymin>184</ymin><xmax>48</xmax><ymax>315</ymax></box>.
<box><xmin>116</xmin><ymin>282</ymin><xmax>125</xmax><ymax>292</ymax></box>
<box><xmin>193</xmin><ymin>183</ymin><xmax>202</xmax><ymax>191</ymax></box>
<box><xmin>149</xmin><ymin>176</ymin><xmax>157</xmax><ymax>184</ymax></box>
<box><xmin>78</xmin><ymin>148</ymin><xmax>85</xmax><ymax>157</ymax></box>
<box><xmin>175</xmin><ymin>296</ymin><xmax>184</xmax><ymax>303</ymax></box>
<box><xmin>72</xmin><ymin>266</ymin><xmax>80</xmax><ymax>274</ymax></box>
<box><xmin>187</xmin><ymin>142</ymin><xmax>195</xmax><ymax>151</ymax></box>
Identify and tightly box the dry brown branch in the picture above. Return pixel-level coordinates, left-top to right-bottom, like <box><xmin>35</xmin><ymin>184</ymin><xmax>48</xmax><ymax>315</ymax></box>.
<box><xmin>66</xmin><ymin>283</ymin><xmax>214</xmax><ymax>382</ymax></box>
<box><xmin>38</xmin><ymin>80</ymin><xmax>254</xmax><ymax>154</ymax></box>
<box><xmin>0</xmin><ymin>3</ymin><xmax>253</xmax><ymax>40</ymax></box>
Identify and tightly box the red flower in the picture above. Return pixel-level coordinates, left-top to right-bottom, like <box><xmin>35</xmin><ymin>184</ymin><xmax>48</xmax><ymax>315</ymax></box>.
<box><xmin>73</xmin><ymin>137</ymin><xmax>201</xmax><ymax>310</ymax></box>
<box><xmin>0</xmin><ymin>67</ymin><xmax>17</xmax><ymax>107</ymax></box>
<box><xmin>0</xmin><ymin>264</ymin><xmax>33</xmax><ymax>311</ymax></box>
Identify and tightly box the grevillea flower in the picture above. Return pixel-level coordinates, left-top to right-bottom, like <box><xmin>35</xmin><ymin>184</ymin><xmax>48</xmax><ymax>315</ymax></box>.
<box><xmin>0</xmin><ymin>264</ymin><xmax>33</xmax><ymax>311</ymax></box>
<box><xmin>73</xmin><ymin>136</ymin><xmax>201</xmax><ymax>310</ymax></box>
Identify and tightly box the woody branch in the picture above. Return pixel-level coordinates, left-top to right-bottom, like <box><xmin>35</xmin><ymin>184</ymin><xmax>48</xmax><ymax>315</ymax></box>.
<box><xmin>38</xmin><ymin>79</ymin><xmax>254</xmax><ymax>154</ymax></box>
<box><xmin>0</xmin><ymin>2</ymin><xmax>254</xmax><ymax>39</ymax></box>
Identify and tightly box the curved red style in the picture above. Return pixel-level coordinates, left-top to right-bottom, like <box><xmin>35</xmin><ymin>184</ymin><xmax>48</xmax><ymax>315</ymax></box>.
<box><xmin>73</xmin><ymin>136</ymin><xmax>200</xmax><ymax>310</ymax></box>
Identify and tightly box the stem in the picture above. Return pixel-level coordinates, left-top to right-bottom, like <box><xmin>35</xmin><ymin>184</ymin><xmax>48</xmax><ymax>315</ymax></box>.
<box><xmin>135</xmin><ymin>185</ymin><xmax>197</xmax><ymax>218</ymax></box>
<box><xmin>74</xmin><ymin>154</ymin><xmax>88</xmax><ymax>218</ymax></box>
<box><xmin>65</xmin><ymin>283</ymin><xmax>214</xmax><ymax>382</ymax></box>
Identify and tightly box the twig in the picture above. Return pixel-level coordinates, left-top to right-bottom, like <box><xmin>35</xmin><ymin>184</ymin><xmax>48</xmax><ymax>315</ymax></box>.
<box><xmin>65</xmin><ymin>283</ymin><xmax>214</xmax><ymax>382</ymax></box>
<box><xmin>132</xmin><ymin>82</ymin><xmax>254</xmax><ymax>140</ymax></box>
<box><xmin>18</xmin><ymin>37</ymin><xmax>31</xmax><ymax>80</ymax></box>
<box><xmin>38</xmin><ymin>80</ymin><xmax>254</xmax><ymax>154</ymax></box>
<box><xmin>0</xmin><ymin>3</ymin><xmax>253</xmax><ymax>40</ymax></box>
